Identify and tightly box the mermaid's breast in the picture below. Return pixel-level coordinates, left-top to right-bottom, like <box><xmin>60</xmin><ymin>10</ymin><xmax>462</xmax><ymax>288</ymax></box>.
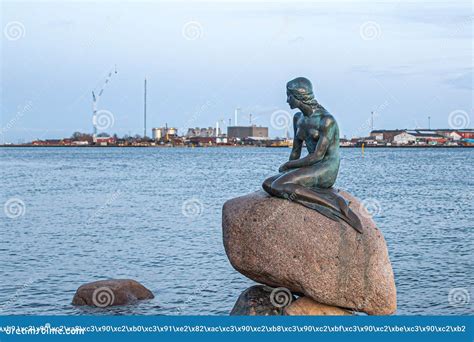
<box><xmin>308</xmin><ymin>128</ymin><xmax>319</xmax><ymax>139</ymax></box>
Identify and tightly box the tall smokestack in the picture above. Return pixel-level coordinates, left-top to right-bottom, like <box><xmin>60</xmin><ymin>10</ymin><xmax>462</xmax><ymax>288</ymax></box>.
<box><xmin>216</xmin><ymin>121</ymin><xmax>219</xmax><ymax>137</ymax></box>
<box><xmin>144</xmin><ymin>78</ymin><xmax>147</xmax><ymax>138</ymax></box>
<box><xmin>370</xmin><ymin>111</ymin><xmax>374</xmax><ymax>132</ymax></box>
<box><xmin>234</xmin><ymin>107</ymin><xmax>240</xmax><ymax>126</ymax></box>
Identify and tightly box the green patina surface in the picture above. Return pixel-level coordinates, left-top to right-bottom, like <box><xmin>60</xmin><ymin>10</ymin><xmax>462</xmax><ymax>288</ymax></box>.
<box><xmin>262</xmin><ymin>77</ymin><xmax>362</xmax><ymax>233</ymax></box>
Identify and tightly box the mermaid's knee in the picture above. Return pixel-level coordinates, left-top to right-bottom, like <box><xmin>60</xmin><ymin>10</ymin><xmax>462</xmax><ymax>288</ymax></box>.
<box><xmin>271</xmin><ymin>179</ymin><xmax>299</xmax><ymax>198</ymax></box>
<box><xmin>262</xmin><ymin>180</ymin><xmax>272</xmax><ymax>195</ymax></box>
<box><xmin>262</xmin><ymin>176</ymin><xmax>278</xmax><ymax>195</ymax></box>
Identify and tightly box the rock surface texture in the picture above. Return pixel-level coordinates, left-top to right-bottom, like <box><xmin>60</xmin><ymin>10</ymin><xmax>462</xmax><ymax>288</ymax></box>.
<box><xmin>230</xmin><ymin>285</ymin><xmax>295</xmax><ymax>316</ymax></box>
<box><xmin>284</xmin><ymin>297</ymin><xmax>352</xmax><ymax>316</ymax></box>
<box><xmin>72</xmin><ymin>279</ymin><xmax>154</xmax><ymax>307</ymax></box>
<box><xmin>222</xmin><ymin>190</ymin><xmax>397</xmax><ymax>315</ymax></box>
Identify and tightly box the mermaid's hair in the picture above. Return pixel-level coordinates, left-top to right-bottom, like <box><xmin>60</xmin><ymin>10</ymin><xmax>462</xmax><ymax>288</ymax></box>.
<box><xmin>286</xmin><ymin>77</ymin><xmax>319</xmax><ymax>109</ymax></box>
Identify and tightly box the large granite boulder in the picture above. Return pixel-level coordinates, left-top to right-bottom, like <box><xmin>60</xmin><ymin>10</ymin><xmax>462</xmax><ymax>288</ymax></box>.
<box><xmin>222</xmin><ymin>190</ymin><xmax>396</xmax><ymax>315</ymax></box>
<box><xmin>72</xmin><ymin>279</ymin><xmax>154</xmax><ymax>307</ymax></box>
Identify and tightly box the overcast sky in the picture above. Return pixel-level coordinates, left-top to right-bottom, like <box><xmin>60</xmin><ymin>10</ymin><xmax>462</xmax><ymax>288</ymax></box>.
<box><xmin>1</xmin><ymin>0</ymin><xmax>472</xmax><ymax>142</ymax></box>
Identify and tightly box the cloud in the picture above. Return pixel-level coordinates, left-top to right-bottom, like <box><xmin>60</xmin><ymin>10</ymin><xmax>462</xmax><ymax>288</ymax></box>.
<box><xmin>443</xmin><ymin>69</ymin><xmax>473</xmax><ymax>90</ymax></box>
<box><xmin>350</xmin><ymin>64</ymin><xmax>422</xmax><ymax>78</ymax></box>
<box><xmin>47</xmin><ymin>19</ymin><xmax>75</xmax><ymax>28</ymax></box>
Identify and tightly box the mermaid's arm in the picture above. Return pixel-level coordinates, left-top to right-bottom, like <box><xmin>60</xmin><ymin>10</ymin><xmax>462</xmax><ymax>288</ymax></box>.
<box><xmin>279</xmin><ymin>113</ymin><xmax>303</xmax><ymax>172</ymax></box>
<box><xmin>289</xmin><ymin>113</ymin><xmax>303</xmax><ymax>161</ymax></box>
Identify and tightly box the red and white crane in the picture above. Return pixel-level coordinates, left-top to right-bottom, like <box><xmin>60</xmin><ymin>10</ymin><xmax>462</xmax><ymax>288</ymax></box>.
<box><xmin>92</xmin><ymin>65</ymin><xmax>117</xmax><ymax>138</ymax></box>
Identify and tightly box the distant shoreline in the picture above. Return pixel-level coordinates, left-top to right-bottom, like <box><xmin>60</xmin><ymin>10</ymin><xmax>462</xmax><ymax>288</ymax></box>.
<box><xmin>1</xmin><ymin>145</ymin><xmax>473</xmax><ymax>149</ymax></box>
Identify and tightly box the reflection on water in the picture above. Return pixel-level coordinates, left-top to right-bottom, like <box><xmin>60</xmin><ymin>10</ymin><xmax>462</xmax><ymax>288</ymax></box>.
<box><xmin>0</xmin><ymin>147</ymin><xmax>472</xmax><ymax>315</ymax></box>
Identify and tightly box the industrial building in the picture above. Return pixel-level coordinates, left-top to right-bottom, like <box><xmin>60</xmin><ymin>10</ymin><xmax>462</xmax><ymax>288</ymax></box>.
<box><xmin>152</xmin><ymin>127</ymin><xmax>178</xmax><ymax>140</ymax></box>
<box><xmin>393</xmin><ymin>131</ymin><xmax>446</xmax><ymax>145</ymax></box>
<box><xmin>370</xmin><ymin>129</ymin><xmax>405</xmax><ymax>142</ymax></box>
<box><xmin>186</xmin><ymin>127</ymin><xmax>221</xmax><ymax>138</ymax></box>
<box><xmin>227</xmin><ymin>125</ymin><xmax>269</xmax><ymax>139</ymax></box>
<box><xmin>368</xmin><ymin>129</ymin><xmax>474</xmax><ymax>146</ymax></box>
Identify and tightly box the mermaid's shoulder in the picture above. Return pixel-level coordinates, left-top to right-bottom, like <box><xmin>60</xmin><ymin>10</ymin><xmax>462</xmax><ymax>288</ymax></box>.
<box><xmin>319</xmin><ymin>110</ymin><xmax>337</xmax><ymax>129</ymax></box>
<box><xmin>293</xmin><ymin>111</ymin><xmax>303</xmax><ymax>121</ymax></box>
<box><xmin>293</xmin><ymin>112</ymin><xmax>303</xmax><ymax>128</ymax></box>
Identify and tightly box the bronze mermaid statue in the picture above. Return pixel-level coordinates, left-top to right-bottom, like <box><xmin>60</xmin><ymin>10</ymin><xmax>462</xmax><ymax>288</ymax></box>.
<box><xmin>262</xmin><ymin>77</ymin><xmax>363</xmax><ymax>233</ymax></box>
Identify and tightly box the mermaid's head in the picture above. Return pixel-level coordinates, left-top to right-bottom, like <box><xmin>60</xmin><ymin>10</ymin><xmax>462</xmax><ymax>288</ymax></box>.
<box><xmin>286</xmin><ymin>77</ymin><xmax>318</xmax><ymax>110</ymax></box>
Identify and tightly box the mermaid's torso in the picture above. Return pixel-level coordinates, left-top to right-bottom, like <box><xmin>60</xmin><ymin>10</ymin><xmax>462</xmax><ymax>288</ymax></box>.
<box><xmin>293</xmin><ymin>106</ymin><xmax>340</xmax><ymax>187</ymax></box>
<box><xmin>295</xmin><ymin>107</ymin><xmax>339</xmax><ymax>154</ymax></box>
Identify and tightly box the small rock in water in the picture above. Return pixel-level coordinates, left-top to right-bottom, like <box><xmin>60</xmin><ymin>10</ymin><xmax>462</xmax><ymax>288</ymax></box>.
<box><xmin>72</xmin><ymin>279</ymin><xmax>154</xmax><ymax>307</ymax></box>
<box><xmin>230</xmin><ymin>285</ymin><xmax>296</xmax><ymax>316</ymax></box>
<box><xmin>284</xmin><ymin>297</ymin><xmax>353</xmax><ymax>316</ymax></box>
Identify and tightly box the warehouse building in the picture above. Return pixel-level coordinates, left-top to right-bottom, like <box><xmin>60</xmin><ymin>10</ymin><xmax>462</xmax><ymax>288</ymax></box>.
<box><xmin>227</xmin><ymin>125</ymin><xmax>269</xmax><ymax>139</ymax></box>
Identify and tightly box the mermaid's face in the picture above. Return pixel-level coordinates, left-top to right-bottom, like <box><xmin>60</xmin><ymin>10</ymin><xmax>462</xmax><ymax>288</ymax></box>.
<box><xmin>286</xmin><ymin>92</ymin><xmax>299</xmax><ymax>109</ymax></box>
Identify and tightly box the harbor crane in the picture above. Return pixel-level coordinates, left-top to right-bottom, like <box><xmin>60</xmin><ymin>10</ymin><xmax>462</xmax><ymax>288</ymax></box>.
<box><xmin>92</xmin><ymin>65</ymin><xmax>118</xmax><ymax>138</ymax></box>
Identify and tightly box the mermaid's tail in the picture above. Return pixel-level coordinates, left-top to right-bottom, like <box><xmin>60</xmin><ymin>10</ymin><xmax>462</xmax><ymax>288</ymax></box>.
<box><xmin>296</xmin><ymin>188</ymin><xmax>363</xmax><ymax>234</ymax></box>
